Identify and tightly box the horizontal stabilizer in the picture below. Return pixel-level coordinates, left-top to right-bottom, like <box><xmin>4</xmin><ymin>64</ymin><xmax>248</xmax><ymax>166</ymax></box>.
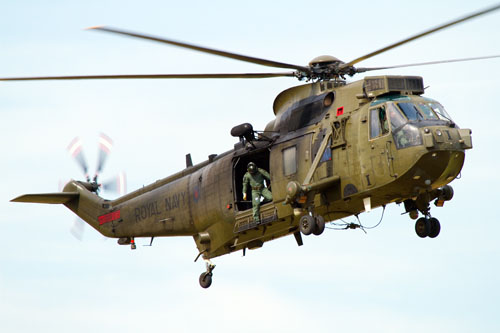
<box><xmin>11</xmin><ymin>192</ymin><xmax>79</xmax><ymax>204</ymax></box>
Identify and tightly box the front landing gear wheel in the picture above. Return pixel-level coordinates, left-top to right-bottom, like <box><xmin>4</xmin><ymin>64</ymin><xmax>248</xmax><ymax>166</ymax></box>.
<box><xmin>313</xmin><ymin>216</ymin><xmax>325</xmax><ymax>235</ymax></box>
<box><xmin>428</xmin><ymin>217</ymin><xmax>441</xmax><ymax>238</ymax></box>
<box><xmin>415</xmin><ymin>217</ymin><xmax>431</xmax><ymax>238</ymax></box>
<box><xmin>199</xmin><ymin>272</ymin><xmax>212</xmax><ymax>289</ymax></box>
<box><xmin>299</xmin><ymin>215</ymin><xmax>316</xmax><ymax>235</ymax></box>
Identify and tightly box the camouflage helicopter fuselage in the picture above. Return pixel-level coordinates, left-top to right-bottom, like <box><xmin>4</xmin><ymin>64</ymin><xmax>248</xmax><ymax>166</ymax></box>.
<box><xmin>15</xmin><ymin>75</ymin><xmax>471</xmax><ymax>261</ymax></box>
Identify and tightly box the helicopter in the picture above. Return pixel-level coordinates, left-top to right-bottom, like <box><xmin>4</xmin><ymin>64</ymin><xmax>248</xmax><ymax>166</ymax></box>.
<box><xmin>6</xmin><ymin>4</ymin><xmax>500</xmax><ymax>289</ymax></box>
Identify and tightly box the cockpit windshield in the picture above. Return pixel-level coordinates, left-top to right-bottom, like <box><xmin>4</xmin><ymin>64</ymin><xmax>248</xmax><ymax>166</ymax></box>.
<box><xmin>417</xmin><ymin>103</ymin><xmax>439</xmax><ymax>120</ymax></box>
<box><xmin>397</xmin><ymin>102</ymin><xmax>424</xmax><ymax>121</ymax></box>
<box><xmin>387</xmin><ymin>103</ymin><xmax>406</xmax><ymax>130</ymax></box>
<box><xmin>392</xmin><ymin>101</ymin><xmax>453</xmax><ymax>123</ymax></box>
<box><xmin>370</xmin><ymin>97</ymin><xmax>454</xmax><ymax>149</ymax></box>
<box><xmin>427</xmin><ymin>102</ymin><xmax>453</xmax><ymax>121</ymax></box>
<box><xmin>385</xmin><ymin>103</ymin><xmax>422</xmax><ymax>149</ymax></box>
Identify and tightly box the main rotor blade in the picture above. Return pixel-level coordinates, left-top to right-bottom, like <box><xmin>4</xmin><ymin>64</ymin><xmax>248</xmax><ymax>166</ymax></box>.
<box><xmin>343</xmin><ymin>3</ymin><xmax>500</xmax><ymax>68</ymax></box>
<box><xmin>356</xmin><ymin>54</ymin><xmax>500</xmax><ymax>73</ymax></box>
<box><xmin>87</xmin><ymin>26</ymin><xmax>310</xmax><ymax>73</ymax></box>
<box><xmin>0</xmin><ymin>72</ymin><xmax>296</xmax><ymax>81</ymax></box>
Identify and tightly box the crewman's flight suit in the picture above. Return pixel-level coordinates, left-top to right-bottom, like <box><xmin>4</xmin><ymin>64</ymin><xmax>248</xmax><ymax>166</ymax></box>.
<box><xmin>242</xmin><ymin>163</ymin><xmax>272</xmax><ymax>223</ymax></box>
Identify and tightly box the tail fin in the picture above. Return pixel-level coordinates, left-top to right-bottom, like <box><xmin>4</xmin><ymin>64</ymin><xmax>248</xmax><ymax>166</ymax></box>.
<box><xmin>11</xmin><ymin>181</ymin><xmax>112</xmax><ymax>237</ymax></box>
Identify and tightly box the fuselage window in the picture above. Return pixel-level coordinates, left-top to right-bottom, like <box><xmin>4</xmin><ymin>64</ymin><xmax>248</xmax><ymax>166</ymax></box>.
<box><xmin>370</xmin><ymin>107</ymin><xmax>389</xmax><ymax>139</ymax></box>
<box><xmin>320</xmin><ymin>138</ymin><xmax>332</xmax><ymax>162</ymax></box>
<box><xmin>283</xmin><ymin>146</ymin><xmax>297</xmax><ymax>176</ymax></box>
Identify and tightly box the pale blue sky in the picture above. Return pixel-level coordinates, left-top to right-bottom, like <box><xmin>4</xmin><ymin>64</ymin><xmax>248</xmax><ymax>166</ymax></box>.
<box><xmin>1</xmin><ymin>1</ymin><xmax>500</xmax><ymax>332</ymax></box>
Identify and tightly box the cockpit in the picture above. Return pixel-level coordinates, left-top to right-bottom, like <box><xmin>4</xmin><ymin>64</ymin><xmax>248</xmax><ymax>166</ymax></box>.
<box><xmin>370</xmin><ymin>96</ymin><xmax>455</xmax><ymax>149</ymax></box>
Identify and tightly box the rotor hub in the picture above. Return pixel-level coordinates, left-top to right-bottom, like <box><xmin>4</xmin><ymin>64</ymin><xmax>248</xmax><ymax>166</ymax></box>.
<box><xmin>304</xmin><ymin>55</ymin><xmax>355</xmax><ymax>81</ymax></box>
<box><xmin>308</xmin><ymin>55</ymin><xmax>343</xmax><ymax>68</ymax></box>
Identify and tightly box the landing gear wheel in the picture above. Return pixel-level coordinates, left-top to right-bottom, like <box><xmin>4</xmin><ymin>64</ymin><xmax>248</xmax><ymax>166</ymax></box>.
<box><xmin>313</xmin><ymin>216</ymin><xmax>325</xmax><ymax>236</ymax></box>
<box><xmin>198</xmin><ymin>260</ymin><xmax>215</xmax><ymax>289</ymax></box>
<box><xmin>415</xmin><ymin>217</ymin><xmax>431</xmax><ymax>238</ymax></box>
<box><xmin>299</xmin><ymin>215</ymin><xmax>316</xmax><ymax>235</ymax></box>
<box><xmin>199</xmin><ymin>272</ymin><xmax>212</xmax><ymax>289</ymax></box>
<box><xmin>428</xmin><ymin>217</ymin><xmax>441</xmax><ymax>238</ymax></box>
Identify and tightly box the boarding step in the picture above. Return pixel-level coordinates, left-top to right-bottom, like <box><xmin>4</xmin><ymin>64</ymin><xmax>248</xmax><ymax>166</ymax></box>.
<box><xmin>233</xmin><ymin>203</ymin><xmax>278</xmax><ymax>233</ymax></box>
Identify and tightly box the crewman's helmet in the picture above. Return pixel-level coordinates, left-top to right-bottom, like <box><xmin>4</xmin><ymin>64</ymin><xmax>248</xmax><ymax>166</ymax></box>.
<box><xmin>247</xmin><ymin>162</ymin><xmax>257</xmax><ymax>174</ymax></box>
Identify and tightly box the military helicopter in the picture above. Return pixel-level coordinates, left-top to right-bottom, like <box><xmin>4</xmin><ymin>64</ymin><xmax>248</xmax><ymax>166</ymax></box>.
<box><xmin>6</xmin><ymin>4</ymin><xmax>500</xmax><ymax>288</ymax></box>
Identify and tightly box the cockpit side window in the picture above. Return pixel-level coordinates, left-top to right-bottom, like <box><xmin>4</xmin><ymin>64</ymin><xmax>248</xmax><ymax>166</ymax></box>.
<box><xmin>370</xmin><ymin>107</ymin><xmax>389</xmax><ymax>139</ymax></box>
<box><xmin>397</xmin><ymin>102</ymin><xmax>424</xmax><ymax>121</ymax></box>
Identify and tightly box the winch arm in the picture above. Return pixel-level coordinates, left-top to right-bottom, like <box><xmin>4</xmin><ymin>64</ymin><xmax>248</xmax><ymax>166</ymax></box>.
<box><xmin>302</xmin><ymin>128</ymin><xmax>332</xmax><ymax>187</ymax></box>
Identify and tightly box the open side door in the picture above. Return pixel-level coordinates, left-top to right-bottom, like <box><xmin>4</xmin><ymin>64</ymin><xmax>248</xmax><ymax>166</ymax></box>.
<box><xmin>232</xmin><ymin>149</ymin><xmax>271</xmax><ymax>213</ymax></box>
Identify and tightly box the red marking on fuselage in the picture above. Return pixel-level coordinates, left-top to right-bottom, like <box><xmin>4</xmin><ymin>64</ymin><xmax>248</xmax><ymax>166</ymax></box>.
<box><xmin>98</xmin><ymin>210</ymin><xmax>121</xmax><ymax>225</ymax></box>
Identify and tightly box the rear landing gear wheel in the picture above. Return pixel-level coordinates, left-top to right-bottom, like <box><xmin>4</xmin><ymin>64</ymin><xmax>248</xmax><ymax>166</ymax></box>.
<box><xmin>415</xmin><ymin>217</ymin><xmax>431</xmax><ymax>238</ymax></box>
<box><xmin>199</xmin><ymin>272</ymin><xmax>212</xmax><ymax>289</ymax></box>
<box><xmin>313</xmin><ymin>216</ymin><xmax>325</xmax><ymax>236</ymax></box>
<box><xmin>198</xmin><ymin>260</ymin><xmax>216</xmax><ymax>289</ymax></box>
<box><xmin>299</xmin><ymin>215</ymin><xmax>316</xmax><ymax>235</ymax></box>
<box><xmin>428</xmin><ymin>217</ymin><xmax>441</xmax><ymax>238</ymax></box>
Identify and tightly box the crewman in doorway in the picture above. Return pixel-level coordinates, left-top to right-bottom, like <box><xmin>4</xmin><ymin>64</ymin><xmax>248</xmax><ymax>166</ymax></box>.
<box><xmin>242</xmin><ymin>162</ymin><xmax>272</xmax><ymax>224</ymax></box>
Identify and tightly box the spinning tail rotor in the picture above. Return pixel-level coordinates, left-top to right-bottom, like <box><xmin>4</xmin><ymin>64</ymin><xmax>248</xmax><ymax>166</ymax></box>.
<box><xmin>67</xmin><ymin>137</ymin><xmax>90</xmax><ymax>182</ymax></box>
<box><xmin>65</xmin><ymin>133</ymin><xmax>127</xmax><ymax>240</ymax></box>
<box><xmin>94</xmin><ymin>133</ymin><xmax>113</xmax><ymax>183</ymax></box>
<box><xmin>66</xmin><ymin>133</ymin><xmax>126</xmax><ymax>195</ymax></box>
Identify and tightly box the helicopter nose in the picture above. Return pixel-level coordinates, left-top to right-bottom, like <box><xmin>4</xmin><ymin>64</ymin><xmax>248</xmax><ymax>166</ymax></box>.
<box><xmin>436</xmin><ymin>151</ymin><xmax>465</xmax><ymax>187</ymax></box>
<box><xmin>416</xmin><ymin>150</ymin><xmax>465</xmax><ymax>190</ymax></box>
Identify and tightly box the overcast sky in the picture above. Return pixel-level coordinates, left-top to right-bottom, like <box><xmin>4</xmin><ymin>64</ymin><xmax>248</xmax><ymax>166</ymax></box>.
<box><xmin>1</xmin><ymin>1</ymin><xmax>500</xmax><ymax>332</ymax></box>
